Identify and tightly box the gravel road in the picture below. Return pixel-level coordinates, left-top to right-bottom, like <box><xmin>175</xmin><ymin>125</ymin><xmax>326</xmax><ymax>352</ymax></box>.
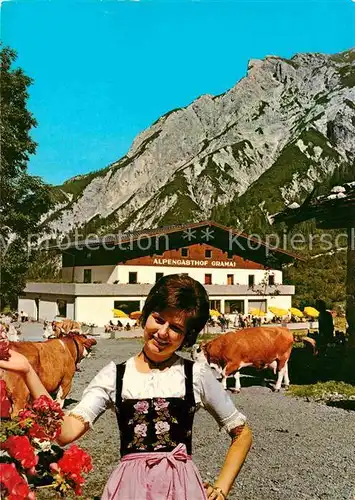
<box><xmin>31</xmin><ymin>335</ymin><xmax>354</xmax><ymax>500</ymax></box>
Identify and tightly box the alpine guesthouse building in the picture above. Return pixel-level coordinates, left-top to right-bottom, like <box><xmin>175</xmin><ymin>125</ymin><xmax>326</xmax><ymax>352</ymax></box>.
<box><xmin>19</xmin><ymin>221</ymin><xmax>297</xmax><ymax>327</ymax></box>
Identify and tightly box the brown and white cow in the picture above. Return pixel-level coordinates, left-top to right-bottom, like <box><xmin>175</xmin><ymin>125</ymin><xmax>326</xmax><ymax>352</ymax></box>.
<box><xmin>192</xmin><ymin>327</ymin><xmax>294</xmax><ymax>392</ymax></box>
<box><xmin>43</xmin><ymin>319</ymin><xmax>82</xmax><ymax>338</ymax></box>
<box><xmin>1</xmin><ymin>333</ymin><xmax>97</xmax><ymax>416</ymax></box>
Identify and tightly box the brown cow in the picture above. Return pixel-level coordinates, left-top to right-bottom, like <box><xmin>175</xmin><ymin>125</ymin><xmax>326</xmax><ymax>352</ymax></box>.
<box><xmin>43</xmin><ymin>319</ymin><xmax>82</xmax><ymax>338</ymax></box>
<box><xmin>192</xmin><ymin>327</ymin><xmax>294</xmax><ymax>392</ymax></box>
<box><xmin>1</xmin><ymin>333</ymin><xmax>97</xmax><ymax>416</ymax></box>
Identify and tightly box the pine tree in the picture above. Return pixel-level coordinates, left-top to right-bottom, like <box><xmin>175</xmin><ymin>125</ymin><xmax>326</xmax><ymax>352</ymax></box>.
<box><xmin>0</xmin><ymin>47</ymin><xmax>51</xmax><ymax>308</ymax></box>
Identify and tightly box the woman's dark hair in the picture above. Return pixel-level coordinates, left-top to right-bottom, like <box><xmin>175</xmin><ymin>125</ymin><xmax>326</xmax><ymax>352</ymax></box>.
<box><xmin>140</xmin><ymin>274</ymin><xmax>210</xmax><ymax>347</ymax></box>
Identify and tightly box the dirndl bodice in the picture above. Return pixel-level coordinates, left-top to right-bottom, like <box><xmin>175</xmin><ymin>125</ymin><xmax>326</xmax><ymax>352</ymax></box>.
<box><xmin>115</xmin><ymin>359</ymin><xmax>197</xmax><ymax>456</ymax></box>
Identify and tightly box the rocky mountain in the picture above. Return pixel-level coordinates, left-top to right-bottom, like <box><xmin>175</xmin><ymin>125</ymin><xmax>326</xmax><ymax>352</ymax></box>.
<box><xmin>46</xmin><ymin>49</ymin><xmax>355</xmax><ymax>237</ymax></box>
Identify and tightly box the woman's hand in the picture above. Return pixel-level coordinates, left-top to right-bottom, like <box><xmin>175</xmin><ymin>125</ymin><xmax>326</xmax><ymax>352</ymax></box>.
<box><xmin>0</xmin><ymin>349</ymin><xmax>31</xmax><ymax>375</ymax></box>
<box><xmin>203</xmin><ymin>482</ymin><xmax>227</xmax><ymax>500</ymax></box>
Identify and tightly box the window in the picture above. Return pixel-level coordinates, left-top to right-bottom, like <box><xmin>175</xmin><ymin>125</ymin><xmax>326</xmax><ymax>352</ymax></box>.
<box><xmin>114</xmin><ymin>300</ymin><xmax>140</xmax><ymax>315</ymax></box>
<box><xmin>205</xmin><ymin>249</ymin><xmax>212</xmax><ymax>258</ymax></box>
<box><xmin>225</xmin><ymin>300</ymin><xmax>244</xmax><ymax>314</ymax></box>
<box><xmin>268</xmin><ymin>274</ymin><xmax>275</xmax><ymax>286</ymax></box>
<box><xmin>181</xmin><ymin>248</ymin><xmax>189</xmax><ymax>257</ymax></box>
<box><xmin>209</xmin><ymin>300</ymin><xmax>221</xmax><ymax>311</ymax></box>
<box><xmin>227</xmin><ymin>274</ymin><xmax>234</xmax><ymax>285</ymax></box>
<box><xmin>204</xmin><ymin>274</ymin><xmax>212</xmax><ymax>285</ymax></box>
<box><xmin>156</xmin><ymin>272</ymin><xmax>164</xmax><ymax>282</ymax></box>
<box><xmin>129</xmin><ymin>272</ymin><xmax>137</xmax><ymax>284</ymax></box>
<box><xmin>83</xmin><ymin>269</ymin><xmax>92</xmax><ymax>283</ymax></box>
<box><xmin>57</xmin><ymin>300</ymin><xmax>67</xmax><ymax>318</ymax></box>
<box><xmin>248</xmin><ymin>274</ymin><xmax>255</xmax><ymax>287</ymax></box>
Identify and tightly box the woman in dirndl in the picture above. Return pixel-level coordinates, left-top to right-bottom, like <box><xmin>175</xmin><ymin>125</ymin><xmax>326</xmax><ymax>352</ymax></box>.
<box><xmin>1</xmin><ymin>274</ymin><xmax>252</xmax><ymax>499</ymax></box>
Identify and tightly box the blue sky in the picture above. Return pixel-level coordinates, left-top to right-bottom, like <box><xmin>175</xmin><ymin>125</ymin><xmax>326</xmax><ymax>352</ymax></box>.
<box><xmin>2</xmin><ymin>0</ymin><xmax>354</xmax><ymax>185</ymax></box>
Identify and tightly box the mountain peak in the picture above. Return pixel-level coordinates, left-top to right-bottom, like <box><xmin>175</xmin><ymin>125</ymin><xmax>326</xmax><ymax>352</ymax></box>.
<box><xmin>45</xmin><ymin>49</ymin><xmax>354</xmax><ymax>238</ymax></box>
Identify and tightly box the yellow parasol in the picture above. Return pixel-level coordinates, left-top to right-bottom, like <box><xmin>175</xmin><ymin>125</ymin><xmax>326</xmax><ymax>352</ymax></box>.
<box><xmin>112</xmin><ymin>309</ymin><xmax>128</xmax><ymax>318</ymax></box>
<box><xmin>289</xmin><ymin>307</ymin><xmax>304</xmax><ymax>318</ymax></box>
<box><xmin>249</xmin><ymin>308</ymin><xmax>267</xmax><ymax>317</ymax></box>
<box><xmin>209</xmin><ymin>309</ymin><xmax>221</xmax><ymax>317</ymax></box>
<box><xmin>303</xmin><ymin>307</ymin><xmax>319</xmax><ymax>318</ymax></box>
<box><xmin>130</xmin><ymin>311</ymin><xmax>142</xmax><ymax>320</ymax></box>
<box><xmin>268</xmin><ymin>306</ymin><xmax>289</xmax><ymax>317</ymax></box>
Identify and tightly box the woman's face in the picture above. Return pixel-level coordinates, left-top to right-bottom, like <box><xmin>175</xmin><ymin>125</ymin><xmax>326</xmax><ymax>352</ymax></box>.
<box><xmin>143</xmin><ymin>309</ymin><xmax>187</xmax><ymax>359</ymax></box>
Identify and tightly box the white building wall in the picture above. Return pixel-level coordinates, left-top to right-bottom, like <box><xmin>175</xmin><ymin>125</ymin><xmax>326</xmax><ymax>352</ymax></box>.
<box><xmin>61</xmin><ymin>268</ymin><xmax>73</xmax><ymax>282</ymax></box>
<box><xmin>209</xmin><ymin>294</ymin><xmax>292</xmax><ymax>315</ymax></box>
<box><xmin>63</xmin><ymin>266</ymin><xmax>117</xmax><ymax>284</ymax></box>
<box><xmin>18</xmin><ymin>298</ymin><xmax>37</xmax><ymax>320</ymax></box>
<box><xmin>19</xmin><ymin>292</ymin><xmax>293</xmax><ymax>327</ymax></box>
<box><xmin>115</xmin><ymin>265</ymin><xmax>283</xmax><ymax>286</ymax></box>
<box><xmin>18</xmin><ymin>296</ymin><xmax>75</xmax><ymax>322</ymax></box>
<box><xmin>38</xmin><ymin>299</ymin><xmax>58</xmax><ymax>321</ymax></box>
<box><xmin>61</xmin><ymin>265</ymin><xmax>283</xmax><ymax>287</ymax></box>
<box><xmin>76</xmin><ymin>296</ymin><xmax>143</xmax><ymax>326</ymax></box>
<box><xmin>67</xmin><ymin>301</ymin><xmax>75</xmax><ymax>320</ymax></box>
<box><xmin>267</xmin><ymin>294</ymin><xmax>293</xmax><ymax>311</ymax></box>
<box><xmin>75</xmin><ymin>294</ymin><xmax>293</xmax><ymax>327</ymax></box>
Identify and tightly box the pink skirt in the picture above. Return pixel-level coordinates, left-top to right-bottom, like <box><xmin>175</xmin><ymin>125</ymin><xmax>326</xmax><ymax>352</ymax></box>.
<box><xmin>101</xmin><ymin>443</ymin><xmax>207</xmax><ymax>500</ymax></box>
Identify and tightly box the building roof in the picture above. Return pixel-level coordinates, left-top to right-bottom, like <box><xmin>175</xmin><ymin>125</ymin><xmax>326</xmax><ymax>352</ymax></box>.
<box><xmin>50</xmin><ymin>220</ymin><xmax>301</xmax><ymax>268</ymax></box>
<box><xmin>269</xmin><ymin>182</ymin><xmax>355</xmax><ymax>229</ymax></box>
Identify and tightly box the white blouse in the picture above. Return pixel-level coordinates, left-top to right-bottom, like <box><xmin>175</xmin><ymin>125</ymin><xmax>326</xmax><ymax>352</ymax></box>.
<box><xmin>70</xmin><ymin>356</ymin><xmax>246</xmax><ymax>433</ymax></box>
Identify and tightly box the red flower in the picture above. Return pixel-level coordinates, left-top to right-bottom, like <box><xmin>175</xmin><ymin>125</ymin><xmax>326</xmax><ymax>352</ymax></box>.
<box><xmin>0</xmin><ymin>463</ymin><xmax>32</xmax><ymax>499</ymax></box>
<box><xmin>3</xmin><ymin>436</ymin><xmax>38</xmax><ymax>469</ymax></box>
<box><xmin>29</xmin><ymin>423</ymin><xmax>52</xmax><ymax>441</ymax></box>
<box><xmin>0</xmin><ymin>379</ymin><xmax>12</xmax><ymax>418</ymax></box>
<box><xmin>18</xmin><ymin>409</ymin><xmax>34</xmax><ymax>423</ymax></box>
<box><xmin>51</xmin><ymin>444</ymin><xmax>93</xmax><ymax>495</ymax></box>
<box><xmin>18</xmin><ymin>395</ymin><xmax>64</xmax><ymax>441</ymax></box>
<box><xmin>59</xmin><ymin>444</ymin><xmax>93</xmax><ymax>474</ymax></box>
<box><xmin>0</xmin><ymin>338</ymin><xmax>10</xmax><ymax>360</ymax></box>
<box><xmin>32</xmin><ymin>395</ymin><xmax>64</xmax><ymax>416</ymax></box>
<box><xmin>0</xmin><ymin>394</ymin><xmax>92</xmax><ymax>498</ymax></box>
